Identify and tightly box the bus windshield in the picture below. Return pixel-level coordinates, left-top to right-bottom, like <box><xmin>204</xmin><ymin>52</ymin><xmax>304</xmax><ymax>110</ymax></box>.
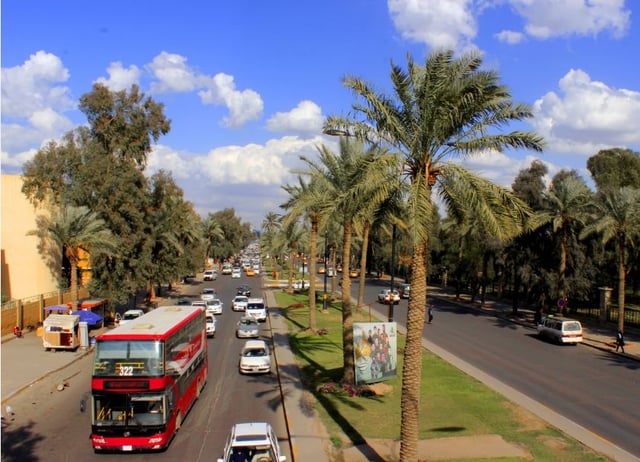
<box><xmin>93</xmin><ymin>340</ymin><xmax>164</xmax><ymax>377</ymax></box>
<box><xmin>93</xmin><ymin>393</ymin><xmax>166</xmax><ymax>427</ymax></box>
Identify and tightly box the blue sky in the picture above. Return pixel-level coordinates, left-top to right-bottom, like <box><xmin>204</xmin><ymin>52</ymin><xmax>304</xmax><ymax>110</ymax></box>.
<box><xmin>2</xmin><ymin>1</ymin><xmax>639</xmax><ymax>228</ymax></box>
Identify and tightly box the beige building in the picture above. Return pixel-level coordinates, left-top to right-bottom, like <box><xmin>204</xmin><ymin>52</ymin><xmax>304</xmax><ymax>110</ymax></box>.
<box><xmin>1</xmin><ymin>174</ymin><xmax>60</xmax><ymax>302</ymax></box>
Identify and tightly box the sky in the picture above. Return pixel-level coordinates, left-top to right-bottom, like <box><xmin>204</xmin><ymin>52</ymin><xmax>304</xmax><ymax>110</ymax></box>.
<box><xmin>2</xmin><ymin>0</ymin><xmax>639</xmax><ymax>229</ymax></box>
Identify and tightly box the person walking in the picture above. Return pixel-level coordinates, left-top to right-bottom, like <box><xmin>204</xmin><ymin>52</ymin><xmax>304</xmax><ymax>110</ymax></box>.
<box><xmin>427</xmin><ymin>305</ymin><xmax>434</xmax><ymax>324</ymax></box>
<box><xmin>615</xmin><ymin>330</ymin><xmax>625</xmax><ymax>353</ymax></box>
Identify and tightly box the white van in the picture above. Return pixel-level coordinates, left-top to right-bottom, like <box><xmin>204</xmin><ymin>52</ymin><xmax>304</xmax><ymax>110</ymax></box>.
<box><xmin>537</xmin><ymin>316</ymin><xmax>583</xmax><ymax>344</ymax></box>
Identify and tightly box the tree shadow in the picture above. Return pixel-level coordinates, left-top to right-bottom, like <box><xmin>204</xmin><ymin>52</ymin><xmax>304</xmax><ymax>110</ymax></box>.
<box><xmin>1</xmin><ymin>420</ymin><xmax>45</xmax><ymax>462</ymax></box>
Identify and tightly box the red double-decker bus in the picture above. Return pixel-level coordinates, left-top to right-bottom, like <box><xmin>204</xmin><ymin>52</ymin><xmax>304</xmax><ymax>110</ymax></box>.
<box><xmin>90</xmin><ymin>306</ymin><xmax>208</xmax><ymax>452</ymax></box>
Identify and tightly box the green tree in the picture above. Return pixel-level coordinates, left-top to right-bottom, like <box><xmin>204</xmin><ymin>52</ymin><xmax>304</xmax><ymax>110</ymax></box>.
<box><xmin>29</xmin><ymin>205</ymin><xmax>118</xmax><ymax>308</ymax></box>
<box><xmin>325</xmin><ymin>50</ymin><xmax>544</xmax><ymax>461</ymax></box>
<box><xmin>298</xmin><ymin>138</ymin><xmax>397</xmax><ymax>384</ymax></box>
<box><xmin>581</xmin><ymin>187</ymin><xmax>640</xmax><ymax>332</ymax></box>
<box><xmin>587</xmin><ymin>148</ymin><xmax>640</xmax><ymax>191</ymax></box>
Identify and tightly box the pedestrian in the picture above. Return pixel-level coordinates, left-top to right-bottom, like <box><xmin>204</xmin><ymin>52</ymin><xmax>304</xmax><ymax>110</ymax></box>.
<box><xmin>615</xmin><ymin>330</ymin><xmax>625</xmax><ymax>353</ymax></box>
<box><xmin>427</xmin><ymin>305</ymin><xmax>434</xmax><ymax>324</ymax></box>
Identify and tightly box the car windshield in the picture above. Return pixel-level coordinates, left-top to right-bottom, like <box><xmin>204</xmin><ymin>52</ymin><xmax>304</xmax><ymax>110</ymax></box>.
<box><xmin>243</xmin><ymin>348</ymin><xmax>266</xmax><ymax>357</ymax></box>
<box><xmin>240</xmin><ymin>319</ymin><xmax>257</xmax><ymax>326</ymax></box>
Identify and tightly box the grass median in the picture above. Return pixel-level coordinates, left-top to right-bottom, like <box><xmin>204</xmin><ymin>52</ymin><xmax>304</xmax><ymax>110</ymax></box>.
<box><xmin>274</xmin><ymin>289</ymin><xmax>610</xmax><ymax>462</ymax></box>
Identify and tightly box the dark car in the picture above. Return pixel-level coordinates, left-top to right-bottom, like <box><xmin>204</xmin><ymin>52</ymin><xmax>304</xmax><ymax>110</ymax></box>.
<box><xmin>237</xmin><ymin>284</ymin><xmax>252</xmax><ymax>297</ymax></box>
<box><xmin>399</xmin><ymin>283</ymin><xmax>411</xmax><ymax>299</ymax></box>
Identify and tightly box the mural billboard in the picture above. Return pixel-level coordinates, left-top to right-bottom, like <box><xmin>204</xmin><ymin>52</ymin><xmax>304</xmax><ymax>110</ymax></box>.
<box><xmin>353</xmin><ymin>322</ymin><xmax>398</xmax><ymax>385</ymax></box>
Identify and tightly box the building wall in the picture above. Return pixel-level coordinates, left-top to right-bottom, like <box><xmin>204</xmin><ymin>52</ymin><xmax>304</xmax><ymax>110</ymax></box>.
<box><xmin>1</xmin><ymin>175</ymin><xmax>60</xmax><ymax>301</ymax></box>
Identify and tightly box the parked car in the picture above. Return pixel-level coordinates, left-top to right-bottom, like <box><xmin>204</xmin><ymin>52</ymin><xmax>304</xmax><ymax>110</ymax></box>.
<box><xmin>203</xmin><ymin>269</ymin><xmax>217</xmax><ymax>281</ymax></box>
<box><xmin>206</xmin><ymin>298</ymin><xmax>223</xmax><ymax>315</ymax></box>
<box><xmin>201</xmin><ymin>288</ymin><xmax>216</xmax><ymax>302</ymax></box>
<box><xmin>206</xmin><ymin>314</ymin><xmax>216</xmax><ymax>337</ymax></box>
<box><xmin>238</xmin><ymin>339</ymin><xmax>271</xmax><ymax>374</ymax></box>
<box><xmin>236</xmin><ymin>316</ymin><xmax>260</xmax><ymax>338</ymax></box>
<box><xmin>246</xmin><ymin>298</ymin><xmax>267</xmax><ymax>322</ymax></box>
<box><xmin>377</xmin><ymin>289</ymin><xmax>400</xmax><ymax>305</ymax></box>
<box><xmin>537</xmin><ymin>316</ymin><xmax>583</xmax><ymax>344</ymax></box>
<box><xmin>232</xmin><ymin>295</ymin><xmax>249</xmax><ymax>312</ymax></box>
<box><xmin>399</xmin><ymin>283</ymin><xmax>411</xmax><ymax>299</ymax></box>
<box><xmin>237</xmin><ymin>284</ymin><xmax>252</xmax><ymax>296</ymax></box>
<box><xmin>217</xmin><ymin>422</ymin><xmax>286</xmax><ymax>462</ymax></box>
<box><xmin>117</xmin><ymin>309</ymin><xmax>144</xmax><ymax>326</ymax></box>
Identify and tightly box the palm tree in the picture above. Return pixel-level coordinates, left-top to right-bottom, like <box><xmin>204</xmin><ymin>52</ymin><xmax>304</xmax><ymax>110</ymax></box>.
<box><xmin>203</xmin><ymin>215</ymin><xmax>225</xmax><ymax>265</ymax></box>
<box><xmin>536</xmin><ymin>172</ymin><xmax>594</xmax><ymax>311</ymax></box>
<box><xmin>29</xmin><ymin>205</ymin><xmax>119</xmax><ymax>309</ymax></box>
<box><xmin>281</xmin><ymin>175</ymin><xmax>330</xmax><ymax>332</ymax></box>
<box><xmin>298</xmin><ymin>138</ymin><xmax>397</xmax><ymax>384</ymax></box>
<box><xmin>580</xmin><ymin>187</ymin><xmax>640</xmax><ymax>332</ymax></box>
<box><xmin>325</xmin><ymin>50</ymin><xmax>544</xmax><ymax>461</ymax></box>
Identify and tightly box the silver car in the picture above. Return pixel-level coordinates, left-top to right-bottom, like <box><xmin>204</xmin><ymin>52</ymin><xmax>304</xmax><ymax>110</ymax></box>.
<box><xmin>236</xmin><ymin>316</ymin><xmax>259</xmax><ymax>339</ymax></box>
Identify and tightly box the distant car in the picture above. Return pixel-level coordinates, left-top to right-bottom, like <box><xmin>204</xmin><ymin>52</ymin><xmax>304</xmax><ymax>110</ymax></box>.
<box><xmin>292</xmin><ymin>280</ymin><xmax>310</xmax><ymax>290</ymax></box>
<box><xmin>327</xmin><ymin>267</ymin><xmax>335</xmax><ymax>277</ymax></box>
<box><xmin>217</xmin><ymin>422</ymin><xmax>286</xmax><ymax>462</ymax></box>
<box><xmin>203</xmin><ymin>269</ymin><xmax>217</xmax><ymax>281</ymax></box>
<box><xmin>238</xmin><ymin>339</ymin><xmax>271</xmax><ymax>374</ymax></box>
<box><xmin>236</xmin><ymin>316</ymin><xmax>260</xmax><ymax>338</ymax></box>
<box><xmin>246</xmin><ymin>298</ymin><xmax>267</xmax><ymax>322</ymax></box>
<box><xmin>176</xmin><ymin>297</ymin><xmax>191</xmax><ymax>306</ymax></box>
<box><xmin>191</xmin><ymin>300</ymin><xmax>207</xmax><ymax>311</ymax></box>
<box><xmin>201</xmin><ymin>288</ymin><xmax>216</xmax><ymax>302</ymax></box>
<box><xmin>349</xmin><ymin>269</ymin><xmax>359</xmax><ymax>278</ymax></box>
<box><xmin>252</xmin><ymin>264</ymin><xmax>260</xmax><ymax>274</ymax></box>
<box><xmin>377</xmin><ymin>289</ymin><xmax>400</xmax><ymax>305</ymax></box>
<box><xmin>399</xmin><ymin>283</ymin><xmax>411</xmax><ymax>299</ymax></box>
<box><xmin>221</xmin><ymin>265</ymin><xmax>233</xmax><ymax>275</ymax></box>
<box><xmin>117</xmin><ymin>309</ymin><xmax>144</xmax><ymax>326</ymax></box>
<box><xmin>245</xmin><ymin>267</ymin><xmax>256</xmax><ymax>277</ymax></box>
<box><xmin>237</xmin><ymin>285</ymin><xmax>252</xmax><ymax>297</ymax></box>
<box><xmin>537</xmin><ymin>316</ymin><xmax>583</xmax><ymax>344</ymax></box>
<box><xmin>318</xmin><ymin>266</ymin><xmax>326</xmax><ymax>274</ymax></box>
<box><xmin>232</xmin><ymin>295</ymin><xmax>249</xmax><ymax>312</ymax></box>
<box><xmin>206</xmin><ymin>314</ymin><xmax>216</xmax><ymax>337</ymax></box>
<box><xmin>231</xmin><ymin>268</ymin><xmax>242</xmax><ymax>279</ymax></box>
<box><xmin>206</xmin><ymin>298</ymin><xmax>223</xmax><ymax>315</ymax></box>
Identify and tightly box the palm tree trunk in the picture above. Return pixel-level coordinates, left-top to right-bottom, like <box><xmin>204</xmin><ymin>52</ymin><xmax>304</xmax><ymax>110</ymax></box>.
<box><xmin>400</xmin><ymin>242</ymin><xmax>427</xmax><ymax>461</ymax></box>
<box><xmin>70</xmin><ymin>260</ymin><xmax>79</xmax><ymax>311</ymax></box>
<box><xmin>309</xmin><ymin>217</ymin><xmax>318</xmax><ymax>332</ymax></box>
<box><xmin>357</xmin><ymin>222</ymin><xmax>371</xmax><ymax>309</ymax></box>
<box><xmin>617</xmin><ymin>238</ymin><xmax>626</xmax><ymax>332</ymax></box>
<box><xmin>559</xmin><ymin>227</ymin><xmax>567</xmax><ymax>314</ymax></box>
<box><xmin>341</xmin><ymin>219</ymin><xmax>355</xmax><ymax>385</ymax></box>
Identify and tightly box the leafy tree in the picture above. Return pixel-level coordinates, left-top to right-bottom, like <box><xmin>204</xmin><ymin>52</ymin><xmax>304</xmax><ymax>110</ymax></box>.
<box><xmin>325</xmin><ymin>50</ymin><xmax>544</xmax><ymax>461</ymax></box>
<box><xmin>205</xmin><ymin>209</ymin><xmax>255</xmax><ymax>260</ymax></box>
<box><xmin>203</xmin><ymin>215</ymin><xmax>225</xmax><ymax>265</ymax></box>
<box><xmin>587</xmin><ymin>148</ymin><xmax>640</xmax><ymax>191</ymax></box>
<box><xmin>28</xmin><ymin>205</ymin><xmax>118</xmax><ymax>309</ymax></box>
<box><xmin>581</xmin><ymin>187</ymin><xmax>640</xmax><ymax>332</ymax></box>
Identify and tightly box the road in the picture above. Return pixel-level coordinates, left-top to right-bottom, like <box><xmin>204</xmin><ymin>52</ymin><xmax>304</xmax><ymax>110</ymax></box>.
<box><xmin>1</xmin><ymin>271</ymin><xmax>291</xmax><ymax>462</ymax></box>
<box><xmin>350</xmin><ymin>276</ymin><xmax>640</xmax><ymax>459</ymax></box>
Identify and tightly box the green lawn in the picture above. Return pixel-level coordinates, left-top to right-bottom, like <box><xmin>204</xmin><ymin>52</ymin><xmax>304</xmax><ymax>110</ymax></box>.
<box><xmin>274</xmin><ymin>289</ymin><xmax>610</xmax><ymax>462</ymax></box>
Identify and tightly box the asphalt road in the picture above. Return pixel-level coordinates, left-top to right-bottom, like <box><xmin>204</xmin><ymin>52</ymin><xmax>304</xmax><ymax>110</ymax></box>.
<box><xmin>0</xmin><ymin>271</ymin><xmax>292</xmax><ymax>462</ymax></box>
<box><xmin>350</xmin><ymin>277</ymin><xmax>640</xmax><ymax>459</ymax></box>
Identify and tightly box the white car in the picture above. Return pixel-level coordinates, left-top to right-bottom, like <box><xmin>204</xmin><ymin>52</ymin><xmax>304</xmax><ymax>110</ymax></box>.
<box><xmin>246</xmin><ymin>298</ymin><xmax>267</xmax><ymax>322</ymax></box>
<box><xmin>203</xmin><ymin>269</ymin><xmax>217</xmax><ymax>281</ymax></box>
<box><xmin>232</xmin><ymin>295</ymin><xmax>249</xmax><ymax>312</ymax></box>
<box><xmin>292</xmin><ymin>280</ymin><xmax>310</xmax><ymax>290</ymax></box>
<box><xmin>377</xmin><ymin>289</ymin><xmax>400</xmax><ymax>305</ymax></box>
<box><xmin>221</xmin><ymin>264</ymin><xmax>233</xmax><ymax>275</ymax></box>
<box><xmin>206</xmin><ymin>298</ymin><xmax>223</xmax><ymax>315</ymax></box>
<box><xmin>537</xmin><ymin>316</ymin><xmax>583</xmax><ymax>344</ymax></box>
<box><xmin>201</xmin><ymin>288</ymin><xmax>216</xmax><ymax>302</ymax></box>
<box><xmin>239</xmin><ymin>339</ymin><xmax>271</xmax><ymax>374</ymax></box>
<box><xmin>218</xmin><ymin>422</ymin><xmax>286</xmax><ymax>462</ymax></box>
<box><xmin>117</xmin><ymin>309</ymin><xmax>144</xmax><ymax>326</ymax></box>
<box><xmin>206</xmin><ymin>314</ymin><xmax>216</xmax><ymax>337</ymax></box>
<box><xmin>231</xmin><ymin>268</ymin><xmax>242</xmax><ymax>279</ymax></box>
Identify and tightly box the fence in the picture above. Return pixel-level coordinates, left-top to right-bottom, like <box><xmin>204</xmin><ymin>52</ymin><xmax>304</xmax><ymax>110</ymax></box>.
<box><xmin>1</xmin><ymin>287</ymin><xmax>91</xmax><ymax>336</ymax></box>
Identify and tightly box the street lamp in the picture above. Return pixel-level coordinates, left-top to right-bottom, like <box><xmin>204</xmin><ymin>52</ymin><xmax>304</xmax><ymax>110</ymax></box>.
<box><xmin>388</xmin><ymin>223</ymin><xmax>396</xmax><ymax>322</ymax></box>
<box><xmin>323</xmin><ymin>235</ymin><xmax>328</xmax><ymax>312</ymax></box>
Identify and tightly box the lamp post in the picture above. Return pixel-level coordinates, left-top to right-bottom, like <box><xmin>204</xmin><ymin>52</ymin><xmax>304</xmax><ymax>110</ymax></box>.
<box><xmin>323</xmin><ymin>235</ymin><xmax>328</xmax><ymax>312</ymax></box>
<box><xmin>388</xmin><ymin>224</ymin><xmax>396</xmax><ymax>322</ymax></box>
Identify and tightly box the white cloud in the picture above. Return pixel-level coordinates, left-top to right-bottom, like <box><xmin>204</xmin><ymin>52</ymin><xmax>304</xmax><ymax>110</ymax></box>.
<box><xmin>510</xmin><ymin>0</ymin><xmax>630</xmax><ymax>39</ymax></box>
<box><xmin>388</xmin><ymin>0</ymin><xmax>477</xmax><ymax>49</ymax></box>
<box><xmin>532</xmin><ymin>69</ymin><xmax>640</xmax><ymax>156</ymax></box>
<box><xmin>198</xmin><ymin>73</ymin><xmax>264</xmax><ymax>128</ymax></box>
<box><xmin>0</xmin><ymin>147</ymin><xmax>38</xmax><ymax>169</ymax></box>
<box><xmin>147</xmin><ymin>52</ymin><xmax>263</xmax><ymax>128</ymax></box>
<box><xmin>495</xmin><ymin>30</ymin><xmax>524</xmax><ymax>44</ymax></box>
<box><xmin>94</xmin><ymin>62</ymin><xmax>141</xmax><ymax>91</ymax></box>
<box><xmin>266</xmin><ymin>100</ymin><xmax>324</xmax><ymax>135</ymax></box>
<box><xmin>1</xmin><ymin>50</ymin><xmax>74</xmax><ymax>118</ymax></box>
